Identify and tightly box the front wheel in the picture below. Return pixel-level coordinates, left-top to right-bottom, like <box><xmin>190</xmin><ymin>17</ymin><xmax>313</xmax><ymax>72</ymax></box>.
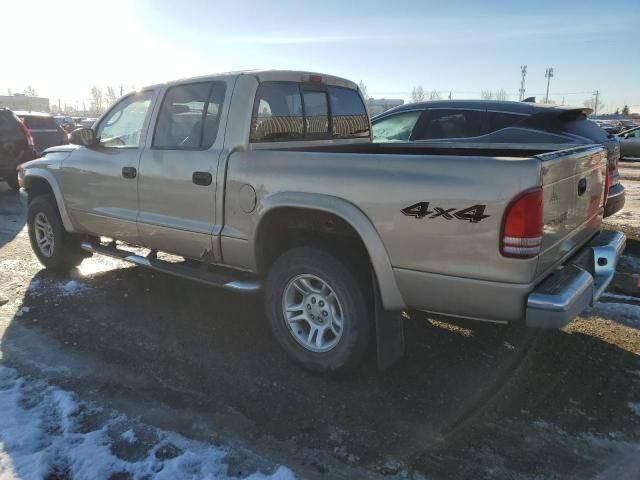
<box><xmin>264</xmin><ymin>247</ymin><xmax>371</xmax><ymax>373</ymax></box>
<box><xmin>27</xmin><ymin>195</ymin><xmax>87</xmax><ymax>272</ymax></box>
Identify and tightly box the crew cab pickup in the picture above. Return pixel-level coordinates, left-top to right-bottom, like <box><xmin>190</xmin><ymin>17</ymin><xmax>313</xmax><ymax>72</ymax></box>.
<box><xmin>18</xmin><ymin>70</ymin><xmax>625</xmax><ymax>373</ymax></box>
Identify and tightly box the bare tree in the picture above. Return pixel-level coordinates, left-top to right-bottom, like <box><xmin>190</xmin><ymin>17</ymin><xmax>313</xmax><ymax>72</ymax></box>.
<box><xmin>495</xmin><ymin>88</ymin><xmax>508</xmax><ymax>101</ymax></box>
<box><xmin>428</xmin><ymin>89</ymin><xmax>442</xmax><ymax>101</ymax></box>
<box><xmin>90</xmin><ymin>86</ymin><xmax>104</xmax><ymax>115</ymax></box>
<box><xmin>622</xmin><ymin>105</ymin><xmax>630</xmax><ymax>116</ymax></box>
<box><xmin>411</xmin><ymin>85</ymin><xmax>425</xmax><ymax>102</ymax></box>
<box><xmin>584</xmin><ymin>97</ymin><xmax>604</xmax><ymax>116</ymax></box>
<box><xmin>105</xmin><ymin>86</ymin><xmax>118</xmax><ymax>107</ymax></box>
<box><xmin>480</xmin><ymin>89</ymin><xmax>494</xmax><ymax>100</ymax></box>
<box><xmin>24</xmin><ymin>85</ymin><xmax>38</xmax><ymax>96</ymax></box>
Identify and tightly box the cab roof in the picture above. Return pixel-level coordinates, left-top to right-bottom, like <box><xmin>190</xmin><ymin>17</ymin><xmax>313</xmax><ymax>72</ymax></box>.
<box><xmin>147</xmin><ymin>70</ymin><xmax>358</xmax><ymax>92</ymax></box>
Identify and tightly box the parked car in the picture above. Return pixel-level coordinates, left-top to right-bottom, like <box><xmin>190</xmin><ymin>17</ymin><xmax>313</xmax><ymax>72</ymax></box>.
<box><xmin>595</xmin><ymin>121</ymin><xmax>622</xmax><ymax>135</ymax></box>
<box><xmin>78</xmin><ymin>118</ymin><xmax>97</xmax><ymax>128</ymax></box>
<box><xmin>615</xmin><ymin>120</ymin><xmax>638</xmax><ymax>131</ymax></box>
<box><xmin>14</xmin><ymin>111</ymin><xmax>68</xmax><ymax>154</ymax></box>
<box><xmin>372</xmin><ymin>100</ymin><xmax>625</xmax><ymax>218</ymax></box>
<box><xmin>19</xmin><ymin>70</ymin><xmax>624</xmax><ymax>373</ymax></box>
<box><xmin>0</xmin><ymin>108</ymin><xmax>37</xmax><ymax>189</ymax></box>
<box><xmin>54</xmin><ymin>115</ymin><xmax>76</xmax><ymax>132</ymax></box>
<box><xmin>619</xmin><ymin>126</ymin><xmax>640</xmax><ymax>160</ymax></box>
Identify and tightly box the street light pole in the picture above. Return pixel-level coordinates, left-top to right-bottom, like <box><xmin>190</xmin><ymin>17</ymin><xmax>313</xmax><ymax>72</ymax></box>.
<box><xmin>519</xmin><ymin>65</ymin><xmax>527</xmax><ymax>101</ymax></box>
<box><xmin>544</xmin><ymin>67</ymin><xmax>554</xmax><ymax>103</ymax></box>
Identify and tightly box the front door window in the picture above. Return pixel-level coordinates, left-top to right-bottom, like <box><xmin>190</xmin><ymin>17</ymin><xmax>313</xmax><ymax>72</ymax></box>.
<box><xmin>96</xmin><ymin>91</ymin><xmax>153</xmax><ymax>148</ymax></box>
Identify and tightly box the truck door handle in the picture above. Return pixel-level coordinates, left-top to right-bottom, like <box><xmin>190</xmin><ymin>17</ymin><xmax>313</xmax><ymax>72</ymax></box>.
<box><xmin>192</xmin><ymin>171</ymin><xmax>212</xmax><ymax>186</ymax></box>
<box><xmin>122</xmin><ymin>166</ymin><xmax>137</xmax><ymax>179</ymax></box>
<box><xmin>578</xmin><ymin>178</ymin><xmax>587</xmax><ymax>196</ymax></box>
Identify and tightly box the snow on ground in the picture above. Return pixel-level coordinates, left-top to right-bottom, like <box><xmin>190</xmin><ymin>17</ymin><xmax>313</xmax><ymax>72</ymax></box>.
<box><xmin>0</xmin><ymin>366</ymin><xmax>295</xmax><ymax>480</ymax></box>
<box><xmin>589</xmin><ymin>299</ymin><xmax>640</xmax><ymax>328</ymax></box>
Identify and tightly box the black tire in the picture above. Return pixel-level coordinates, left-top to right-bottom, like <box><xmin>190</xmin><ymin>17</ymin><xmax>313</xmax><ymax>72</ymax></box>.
<box><xmin>27</xmin><ymin>194</ymin><xmax>86</xmax><ymax>271</ymax></box>
<box><xmin>7</xmin><ymin>171</ymin><xmax>20</xmax><ymax>190</ymax></box>
<box><xmin>265</xmin><ymin>246</ymin><xmax>371</xmax><ymax>373</ymax></box>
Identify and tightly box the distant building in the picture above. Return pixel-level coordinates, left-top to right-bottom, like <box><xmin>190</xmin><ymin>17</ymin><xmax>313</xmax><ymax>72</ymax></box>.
<box><xmin>367</xmin><ymin>98</ymin><xmax>404</xmax><ymax>116</ymax></box>
<box><xmin>0</xmin><ymin>94</ymin><xmax>50</xmax><ymax>112</ymax></box>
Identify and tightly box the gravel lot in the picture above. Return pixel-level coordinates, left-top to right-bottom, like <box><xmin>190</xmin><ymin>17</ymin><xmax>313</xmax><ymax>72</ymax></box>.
<box><xmin>1</xmin><ymin>164</ymin><xmax>639</xmax><ymax>479</ymax></box>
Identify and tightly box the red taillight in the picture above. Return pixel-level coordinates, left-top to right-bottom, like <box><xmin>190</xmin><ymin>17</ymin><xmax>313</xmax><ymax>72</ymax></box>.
<box><xmin>603</xmin><ymin>168</ymin><xmax>611</xmax><ymax>206</ymax></box>
<box><xmin>18</xmin><ymin>121</ymin><xmax>34</xmax><ymax>147</ymax></box>
<box><xmin>307</xmin><ymin>75</ymin><xmax>323</xmax><ymax>84</ymax></box>
<box><xmin>501</xmin><ymin>188</ymin><xmax>543</xmax><ymax>259</ymax></box>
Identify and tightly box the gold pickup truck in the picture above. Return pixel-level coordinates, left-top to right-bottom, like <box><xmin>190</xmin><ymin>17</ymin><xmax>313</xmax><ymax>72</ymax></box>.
<box><xmin>18</xmin><ymin>70</ymin><xmax>625</xmax><ymax>373</ymax></box>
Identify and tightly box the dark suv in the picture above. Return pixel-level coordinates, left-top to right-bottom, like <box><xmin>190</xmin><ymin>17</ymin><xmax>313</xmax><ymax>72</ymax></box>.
<box><xmin>14</xmin><ymin>111</ymin><xmax>68</xmax><ymax>154</ymax></box>
<box><xmin>0</xmin><ymin>108</ymin><xmax>37</xmax><ymax>189</ymax></box>
<box><xmin>372</xmin><ymin>100</ymin><xmax>625</xmax><ymax>217</ymax></box>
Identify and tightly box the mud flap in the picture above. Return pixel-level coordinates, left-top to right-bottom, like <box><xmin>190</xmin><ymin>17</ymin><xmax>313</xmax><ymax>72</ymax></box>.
<box><xmin>373</xmin><ymin>273</ymin><xmax>405</xmax><ymax>370</ymax></box>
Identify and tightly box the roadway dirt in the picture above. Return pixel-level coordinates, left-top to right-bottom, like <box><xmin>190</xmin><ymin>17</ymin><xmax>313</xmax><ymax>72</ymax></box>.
<box><xmin>1</xmin><ymin>165</ymin><xmax>640</xmax><ymax>479</ymax></box>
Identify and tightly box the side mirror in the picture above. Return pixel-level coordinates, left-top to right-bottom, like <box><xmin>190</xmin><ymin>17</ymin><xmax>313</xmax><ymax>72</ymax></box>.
<box><xmin>69</xmin><ymin>127</ymin><xmax>97</xmax><ymax>147</ymax></box>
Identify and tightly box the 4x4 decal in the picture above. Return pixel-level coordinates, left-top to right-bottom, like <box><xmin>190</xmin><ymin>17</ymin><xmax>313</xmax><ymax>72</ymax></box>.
<box><xmin>402</xmin><ymin>202</ymin><xmax>490</xmax><ymax>223</ymax></box>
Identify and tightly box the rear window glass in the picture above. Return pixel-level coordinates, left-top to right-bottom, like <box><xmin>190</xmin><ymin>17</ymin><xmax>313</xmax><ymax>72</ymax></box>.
<box><xmin>21</xmin><ymin>116</ymin><xmax>58</xmax><ymax>130</ymax></box>
<box><xmin>329</xmin><ymin>87</ymin><xmax>369</xmax><ymax>138</ymax></box>
<box><xmin>0</xmin><ymin>111</ymin><xmax>17</xmax><ymax>130</ymax></box>
<box><xmin>303</xmin><ymin>91</ymin><xmax>329</xmax><ymax>136</ymax></box>
<box><xmin>251</xmin><ymin>83</ymin><xmax>303</xmax><ymax>142</ymax></box>
<box><xmin>250</xmin><ymin>82</ymin><xmax>369</xmax><ymax>142</ymax></box>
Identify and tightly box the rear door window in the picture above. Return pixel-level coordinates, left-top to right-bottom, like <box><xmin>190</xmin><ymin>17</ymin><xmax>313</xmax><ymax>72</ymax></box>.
<box><xmin>153</xmin><ymin>81</ymin><xmax>226</xmax><ymax>149</ymax></box>
<box><xmin>486</xmin><ymin>112</ymin><xmax>526</xmax><ymax>132</ymax></box>
<box><xmin>372</xmin><ymin>111</ymin><xmax>421</xmax><ymax>141</ymax></box>
<box><xmin>414</xmin><ymin>109</ymin><xmax>483</xmax><ymax>140</ymax></box>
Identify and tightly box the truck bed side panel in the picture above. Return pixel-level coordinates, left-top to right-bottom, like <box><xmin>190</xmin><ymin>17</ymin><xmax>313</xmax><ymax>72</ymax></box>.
<box><xmin>223</xmin><ymin>151</ymin><xmax>542</xmax><ymax>284</ymax></box>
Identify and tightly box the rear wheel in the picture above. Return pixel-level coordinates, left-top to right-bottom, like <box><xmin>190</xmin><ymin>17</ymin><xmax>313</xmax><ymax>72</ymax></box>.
<box><xmin>27</xmin><ymin>195</ymin><xmax>87</xmax><ymax>271</ymax></box>
<box><xmin>265</xmin><ymin>247</ymin><xmax>370</xmax><ymax>373</ymax></box>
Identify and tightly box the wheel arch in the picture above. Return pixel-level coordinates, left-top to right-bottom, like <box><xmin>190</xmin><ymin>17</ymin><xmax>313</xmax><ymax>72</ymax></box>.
<box><xmin>252</xmin><ymin>192</ymin><xmax>406</xmax><ymax>310</ymax></box>
<box><xmin>23</xmin><ymin>169</ymin><xmax>76</xmax><ymax>233</ymax></box>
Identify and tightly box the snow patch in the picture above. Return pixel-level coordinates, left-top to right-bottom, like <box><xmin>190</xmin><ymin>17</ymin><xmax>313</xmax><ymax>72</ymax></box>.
<box><xmin>0</xmin><ymin>365</ymin><xmax>295</xmax><ymax>480</ymax></box>
<box><xmin>629</xmin><ymin>403</ymin><xmax>640</xmax><ymax>417</ymax></box>
<box><xmin>588</xmin><ymin>302</ymin><xmax>640</xmax><ymax>327</ymax></box>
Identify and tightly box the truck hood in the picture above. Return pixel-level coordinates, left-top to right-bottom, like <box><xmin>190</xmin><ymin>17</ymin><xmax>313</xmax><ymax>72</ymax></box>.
<box><xmin>41</xmin><ymin>144</ymin><xmax>82</xmax><ymax>154</ymax></box>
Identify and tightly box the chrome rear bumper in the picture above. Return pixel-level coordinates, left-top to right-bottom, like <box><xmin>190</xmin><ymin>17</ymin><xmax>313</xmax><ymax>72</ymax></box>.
<box><xmin>526</xmin><ymin>230</ymin><xmax>626</xmax><ymax>328</ymax></box>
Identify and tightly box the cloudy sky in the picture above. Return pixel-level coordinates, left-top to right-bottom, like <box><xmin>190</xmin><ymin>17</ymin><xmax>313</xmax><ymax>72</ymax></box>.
<box><xmin>2</xmin><ymin>0</ymin><xmax>639</xmax><ymax>111</ymax></box>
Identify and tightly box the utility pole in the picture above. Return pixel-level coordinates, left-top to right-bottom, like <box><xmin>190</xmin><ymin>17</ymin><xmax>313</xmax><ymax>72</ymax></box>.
<box><xmin>593</xmin><ymin>90</ymin><xmax>599</xmax><ymax>119</ymax></box>
<box><xmin>544</xmin><ymin>67</ymin><xmax>554</xmax><ymax>103</ymax></box>
<box><xmin>448</xmin><ymin>90</ymin><xmax>452</xmax><ymax>100</ymax></box>
<box><xmin>518</xmin><ymin>65</ymin><xmax>527</xmax><ymax>101</ymax></box>
<box><xmin>119</xmin><ymin>85</ymin><xmax>124</xmax><ymax>97</ymax></box>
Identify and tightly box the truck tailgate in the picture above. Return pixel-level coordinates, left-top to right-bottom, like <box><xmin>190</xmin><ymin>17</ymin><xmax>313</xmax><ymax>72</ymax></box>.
<box><xmin>536</xmin><ymin>145</ymin><xmax>607</xmax><ymax>277</ymax></box>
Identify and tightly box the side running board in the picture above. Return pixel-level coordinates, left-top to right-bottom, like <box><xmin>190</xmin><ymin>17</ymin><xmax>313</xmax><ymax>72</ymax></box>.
<box><xmin>80</xmin><ymin>241</ymin><xmax>262</xmax><ymax>293</ymax></box>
